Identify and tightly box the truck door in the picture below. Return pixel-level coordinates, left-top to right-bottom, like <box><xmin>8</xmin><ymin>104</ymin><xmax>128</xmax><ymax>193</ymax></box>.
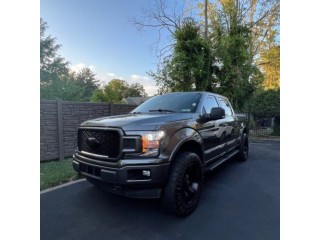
<box><xmin>217</xmin><ymin>97</ymin><xmax>239</xmax><ymax>152</ymax></box>
<box><xmin>198</xmin><ymin>95</ymin><xmax>226</xmax><ymax>162</ymax></box>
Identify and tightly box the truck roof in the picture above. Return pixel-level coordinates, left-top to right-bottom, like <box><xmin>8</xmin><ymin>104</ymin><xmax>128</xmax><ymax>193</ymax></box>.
<box><xmin>160</xmin><ymin>91</ymin><xmax>227</xmax><ymax>99</ymax></box>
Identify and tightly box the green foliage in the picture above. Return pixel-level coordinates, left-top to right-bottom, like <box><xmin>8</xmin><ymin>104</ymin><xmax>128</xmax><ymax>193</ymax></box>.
<box><xmin>40</xmin><ymin>77</ymin><xmax>85</xmax><ymax>101</ymax></box>
<box><xmin>249</xmin><ymin>89</ymin><xmax>280</xmax><ymax>136</ymax></box>
<box><xmin>207</xmin><ymin>0</ymin><xmax>264</xmax><ymax>110</ymax></box>
<box><xmin>149</xmin><ymin>13</ymin><xmax>263</xmax><ymax>110</ymax></box>
<box><xmin>91</xmin><ymin>79</ymin><xmax>147</xmax><ymax>103</ymax></box>
<box><xmin>70</xmin><ymin>67</ymin><xmax>101</xmax><ymax>101</ymax></box>
<box><xmin>251</xmin><ymin>89</ymin><xmax>280</xmax><ymax>116</ymax></box>
<box><xmin>147</xmin><ymin>0</ymin><xmax>279</xmax><ymax>110</ymax></box>
<box><xmin>212</xmin><ymin>24</ymin><xmax>263</xmax><ymax>110</ymax></box>
<box><xmin>126</xmin><ymin>82</ymin><xmax>147</xmax><ymax>98</ymax></box>
<box><xmin>40</xmin><ymin>18</ymin><xmax>69</xmax><ymax>84</ymax></box>
<box><xmin>150</xmin><ymin>18</ymin><xmax>212</xmax><ymax>93</ymax></box>
<box><xmin>40</xmin><ymin>19</ymin><xmax>101</xmax><ymax>101</ymax></box>
<box><xmin>40</xmin><ymin>158</ymin><xmax>82</xmax><ymax>190</ymax></box>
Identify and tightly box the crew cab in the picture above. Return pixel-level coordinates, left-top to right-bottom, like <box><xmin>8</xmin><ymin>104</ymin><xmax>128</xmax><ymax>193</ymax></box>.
<box><xmin>73</xmin><ymin>92</ymin><xmax>249</xmax><ymax>216</ymax></box>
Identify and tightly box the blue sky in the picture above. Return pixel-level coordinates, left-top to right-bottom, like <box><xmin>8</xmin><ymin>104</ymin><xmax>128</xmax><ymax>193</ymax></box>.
<box><xmin>40</xmin><ymin>0</ymin><xmax>176</xmax><ymax>95</ymax></box>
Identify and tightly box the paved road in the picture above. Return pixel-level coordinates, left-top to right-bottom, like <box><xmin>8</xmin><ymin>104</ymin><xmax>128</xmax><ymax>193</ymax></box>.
<box><xmin>41</xmin><ymin>140</ymin><xmax>279</xmax><ymax>240</ymax></box>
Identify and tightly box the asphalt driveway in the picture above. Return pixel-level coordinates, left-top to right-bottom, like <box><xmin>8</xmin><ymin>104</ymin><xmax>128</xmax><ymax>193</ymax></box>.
<box><xmin>41</xmin><ymin>140</ymin><xmax>280</xmax><ymax>240</ymax></box>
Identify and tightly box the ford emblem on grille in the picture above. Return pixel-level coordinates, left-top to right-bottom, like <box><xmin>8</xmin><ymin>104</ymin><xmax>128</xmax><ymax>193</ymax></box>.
<box><xmin>87</xmin><ymin>137</ymin><xmax>100</xmax><ymax>149</ymax></box>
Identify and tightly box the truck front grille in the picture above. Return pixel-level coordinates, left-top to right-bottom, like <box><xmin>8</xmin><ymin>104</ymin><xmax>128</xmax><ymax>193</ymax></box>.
<box><xmin>78</xmin><ymin>128</ymin><xmax>121</xmax><ymax>159</ymax></box>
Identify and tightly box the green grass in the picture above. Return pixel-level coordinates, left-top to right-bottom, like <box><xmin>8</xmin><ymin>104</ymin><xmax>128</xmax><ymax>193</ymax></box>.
<box><xmin>40</xmin><ymin>158</ymin><xmax>82</xmax><ymax>190</ymax></box>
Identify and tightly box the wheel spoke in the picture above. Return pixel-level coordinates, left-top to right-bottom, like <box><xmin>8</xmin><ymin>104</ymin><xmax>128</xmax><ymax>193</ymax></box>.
<box><xmin>187</xmin><ymin>182</ymin><xmax>198</xmax><ymax>194</ymax></box>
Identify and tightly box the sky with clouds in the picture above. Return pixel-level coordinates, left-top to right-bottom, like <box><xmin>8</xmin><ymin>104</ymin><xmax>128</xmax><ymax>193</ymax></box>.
<box><xmin>40</xmin><ymin>0</ymin><xmax>177</xmax><ymax>96</ymax></box>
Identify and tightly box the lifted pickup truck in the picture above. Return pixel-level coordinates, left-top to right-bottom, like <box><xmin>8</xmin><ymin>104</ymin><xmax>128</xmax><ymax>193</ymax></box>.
<box><xmin>73</xmin><ymin>92</ymin><xmax>249</xmax><ymax>216</ymax></box>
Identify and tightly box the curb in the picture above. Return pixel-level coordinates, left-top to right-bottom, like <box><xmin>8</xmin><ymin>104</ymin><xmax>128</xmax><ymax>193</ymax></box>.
<box><xmin>40</xmin><ymin>178</ymin><xmax>86</xmax><ymax>194</ymax></box>
<box><xmin>250</xmin><ymin>137</ymin><xmax>280</xmax><ymax>142</ymax></box>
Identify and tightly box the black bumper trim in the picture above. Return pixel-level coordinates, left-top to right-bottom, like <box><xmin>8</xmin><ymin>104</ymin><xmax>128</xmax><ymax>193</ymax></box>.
<box><xmin>73</xmin><ymin>157</ymin><xmax>170</xmax><ymax>186</ymax></box>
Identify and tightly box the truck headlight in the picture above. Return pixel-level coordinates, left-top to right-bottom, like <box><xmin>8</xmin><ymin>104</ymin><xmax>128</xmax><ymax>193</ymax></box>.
<box><xmin>141</xmin><ymin>131</ymin><xmax>165</xmax><ymax>156</ymax></box>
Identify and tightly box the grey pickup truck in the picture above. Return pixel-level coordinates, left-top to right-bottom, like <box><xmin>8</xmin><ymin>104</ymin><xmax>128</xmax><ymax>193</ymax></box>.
<box><xmin>73</xmin><ymin>92</ymin><xmax>249</xmax><ymax>216</ymax></box>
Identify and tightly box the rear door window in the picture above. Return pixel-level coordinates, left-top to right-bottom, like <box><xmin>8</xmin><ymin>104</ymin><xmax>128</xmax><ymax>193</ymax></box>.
<box><xmin>202</xmin><ymin>96</ymin><xmax>219</xmax><ymax>114</ymax></box>
<box><xmin>218</xmin><ymin>97</ymin><xmax>233</xmax><ymax>116</ymax></box>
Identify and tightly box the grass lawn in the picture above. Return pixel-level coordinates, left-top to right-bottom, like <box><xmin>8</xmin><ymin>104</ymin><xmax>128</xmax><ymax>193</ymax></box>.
<box><xmin>40</xmin><ymin>158</ymin><xmax>82</xmax><ymax>190</ymax></box>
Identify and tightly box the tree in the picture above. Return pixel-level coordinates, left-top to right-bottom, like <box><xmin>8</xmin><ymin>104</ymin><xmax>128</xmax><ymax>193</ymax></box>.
<box><xmin>70</xmin><ymin>67</ymin><xmax>101</xmax><ymax>101</ymax></box>
<box><xmin>40</xmin><ymin>19</ymin><xmax>102</xmax><ymax>101</ymax></box>
<box><xmin>125</xmin><ymin>83</ymin><xmax>147</xmax><ymax>97</ymax></box>
<box><xmin>250</xmin><ymin>88</ymin><xmax>280</xmax><ymax>135</ymax></box>
<box><xmin>132</xmin><ymin>0</ymin><xmax>280</xmax><ymax>110</ymax></box>
<box><xmin>131</xmin><ymin>0</ymin><xmax>185</xmax><ymax>61</ymax></box>
<box><xmin>91</xmin><ymin>79</ymin><xmax>147</xmax><ymax>103</ymax></box>
<box><xmin>198</xmin><ymin>0</ymin><xmax>280</xmax><ymax>65</ymax></box>
<box><xmin>40</xmin><ymin>75</ymin><xmax>84</xmax><ymax>101</ymax></box>
<box><xmin>197</xmin><ymin>0</ymin><xmax>274</xmax><ymax>110</ymax></box>
<box><xmin>40</xmin><ymin>18</ymin><xmax>69</xmax><ymax>84</ymax></box>
<box><xmin>259</xmin><ymin>45</ymin><xmax>280</xmax><ymax>90</ymax></box>
<box><xmin>149</xmin><ymin>18</ymin><xmax>212</xmax><ymax>93</ymax></box>
<box><xmin>211</xmin><ymin>22</ymin><xmax>262</xmax><ymax>110</ymax></box>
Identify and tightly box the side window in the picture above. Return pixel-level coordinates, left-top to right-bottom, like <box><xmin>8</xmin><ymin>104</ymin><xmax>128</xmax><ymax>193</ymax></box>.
<box><xmin>218</xmin><ymin>97</ymin><xmax>233</xmax><ymax>116</ymax></box>
<box><xmin>202</xmin><ymin>96</ymin><xmax>219</xmax><ymax>114</ymax></box>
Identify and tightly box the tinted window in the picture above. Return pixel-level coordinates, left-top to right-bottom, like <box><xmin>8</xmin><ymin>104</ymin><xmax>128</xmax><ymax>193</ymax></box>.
<box><xmin>202</xmin><ymin>96</ymin><xmax>219</xmax><ymax>114</ymax></box>
<box><xmin>218</xmin><ymin>97</ymin><xmax>233</xmax><ymax>116</ymax></box>
<box><xmin>132</xmin><ymin>93</ymin><xmax>202</xmax><ymax>113</ymax></box>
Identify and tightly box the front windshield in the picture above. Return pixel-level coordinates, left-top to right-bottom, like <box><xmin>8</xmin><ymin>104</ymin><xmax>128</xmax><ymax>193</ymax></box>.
<box><xmin>132</xmin><ymin>92</ymin><xmax>202</xmax><ymax>113</ymax></box>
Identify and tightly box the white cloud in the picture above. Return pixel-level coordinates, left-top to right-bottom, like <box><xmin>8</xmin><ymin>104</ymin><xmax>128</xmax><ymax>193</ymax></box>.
<box><xmin>130</xmin><ymin>74</ymin><xmax>149</xmax><ymax>81</ymax></box>
<box><xmin>102</xmin><ymin>73</ymin><xmax>124</xmax><ymax>85</ymax></box>
<box><xmin>106</xmin><ymin>72</ymin><xmax>116</xmax><ymax>77</ymax></box>
<box><xmin>71</xmin><ymin>63</ymin><xmax>95</xmax><ymax>73</ymax></box>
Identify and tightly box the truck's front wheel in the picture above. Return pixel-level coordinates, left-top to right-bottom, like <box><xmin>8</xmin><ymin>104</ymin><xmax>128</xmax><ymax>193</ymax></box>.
<box><xmin>162</xmin><ymin>152</ymin><xmax>203</xmax><ymax>217</ymax></box>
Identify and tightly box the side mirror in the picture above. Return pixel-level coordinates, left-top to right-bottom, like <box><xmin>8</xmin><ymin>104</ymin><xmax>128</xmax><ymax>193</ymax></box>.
<box><xmin>199</xmin><ymin>107</ymin><xmax>225</xmax><ymax>123</ymax></box>
<box><xmin>210</xmin><ymin>107</ymin><xmax>225</xmax><ymax>120</ymax></box>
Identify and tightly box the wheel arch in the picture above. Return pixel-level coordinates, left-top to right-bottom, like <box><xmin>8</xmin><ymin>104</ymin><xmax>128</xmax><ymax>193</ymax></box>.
<box><xmin>169</xmin><ymin>139</ymin><xmax>204</xmax><ymax>164</ymax></box>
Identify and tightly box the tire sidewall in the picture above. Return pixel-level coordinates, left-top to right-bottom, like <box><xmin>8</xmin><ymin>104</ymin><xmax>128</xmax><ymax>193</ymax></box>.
<box><xmin>162</xmin><ymin>152</ymin><xmax>203</xmax><ymax>217</ymax></box>
<box><xmin>239</xmin><ymin>133</ymin><xmax>249</xmax><ymax>161</ymax></box>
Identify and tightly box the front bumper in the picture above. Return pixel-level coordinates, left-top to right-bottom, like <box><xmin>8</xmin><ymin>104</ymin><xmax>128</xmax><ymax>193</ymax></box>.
<box><xmin>73</xmin><ymin>152</ymin><xmax>170</xmax><ymax>198</ymax></box>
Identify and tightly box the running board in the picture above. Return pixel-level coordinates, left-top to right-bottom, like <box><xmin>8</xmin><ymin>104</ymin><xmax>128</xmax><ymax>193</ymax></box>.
<box><xmin>204</xmin><ymin>149</ymin><xmax>239</xmax><ymax>171</ymax></box>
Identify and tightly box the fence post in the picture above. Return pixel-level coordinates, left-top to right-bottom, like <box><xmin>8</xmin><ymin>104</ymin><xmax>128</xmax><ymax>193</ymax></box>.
<box><xmin>57</xmin><ymin>99</ymin><xmax>64</xmax><ymax>161</ymax></box>
<box><xmin>109</xmin><ymin>102</ymin><xmax>114</xmax><ymax>115</ymax></box>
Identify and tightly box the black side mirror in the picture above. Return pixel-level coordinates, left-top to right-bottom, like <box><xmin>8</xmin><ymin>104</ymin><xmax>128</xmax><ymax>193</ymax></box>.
<box><xmin>210</xmin><ymin>107</ymin><xmax>225</xmax><ymax>120</ymax></box>
<box><xmin>199</xmin><ymin>107</ymin><xmax>225</xmax><ymax>123</ymax></box>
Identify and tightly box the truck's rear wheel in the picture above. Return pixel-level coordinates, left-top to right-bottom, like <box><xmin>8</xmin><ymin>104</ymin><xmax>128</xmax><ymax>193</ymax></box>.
<box><xmin>162</xmin><ymin>152</ymin><xmax>203</xmax><ymax>217</ymax></box>
<box><xmin>237</xmin><ymin>133</ymin><xmax>249</xmax><ymax>161</ymax></box>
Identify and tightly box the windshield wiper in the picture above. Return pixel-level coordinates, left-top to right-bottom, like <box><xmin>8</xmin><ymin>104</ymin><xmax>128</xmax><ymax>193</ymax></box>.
<box><xmin>149</xmin><ymin>109</ymin><xmax>176</xmax><ymax>113</ymax></box>
<box><xmin>131</xmin><ymin>111</ymin><xmax>143</xmax><ymax>114</ymax></box>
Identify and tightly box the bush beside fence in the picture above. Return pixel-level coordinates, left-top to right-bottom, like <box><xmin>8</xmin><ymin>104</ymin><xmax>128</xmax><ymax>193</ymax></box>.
<box><xmin>247</xmin><ymin>112</ymin><xmax>280</xmax><ymax>137</ymax></box>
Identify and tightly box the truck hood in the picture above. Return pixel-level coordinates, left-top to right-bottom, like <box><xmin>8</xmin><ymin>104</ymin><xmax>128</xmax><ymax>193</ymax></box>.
<box><xmin>80</xmin><ymin>113</ymin><xmax>195</xmax><ymax>131</ymax></box>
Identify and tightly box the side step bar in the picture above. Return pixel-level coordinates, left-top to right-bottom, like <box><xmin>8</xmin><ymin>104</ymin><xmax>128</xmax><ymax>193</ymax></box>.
<box><xmin>204</xmin><ymin>149</ymin><xmax>239</xmax><ymax>172</ymax></box>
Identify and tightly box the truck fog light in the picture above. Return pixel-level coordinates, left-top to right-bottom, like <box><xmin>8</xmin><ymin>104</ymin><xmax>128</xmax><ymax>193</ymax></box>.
<box><xmin>142</xmin><ymin>170</ymin><xmax>151</xmax><ymax>177</ymax></box>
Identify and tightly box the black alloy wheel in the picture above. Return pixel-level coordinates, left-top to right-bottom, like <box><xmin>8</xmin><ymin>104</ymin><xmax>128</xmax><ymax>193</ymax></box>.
<box><xmin>237</xmin><ymin>133</ymin><xmax>249</xmax><ymax>161</ymax></box>
<box><xmin>162</xmin><ymin>152</ymin><xmax>203</xmax><ymax>217</ymax></box>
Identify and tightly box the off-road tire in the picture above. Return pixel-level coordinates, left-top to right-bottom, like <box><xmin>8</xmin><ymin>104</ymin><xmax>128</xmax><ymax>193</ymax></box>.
<box><xmin>237</xmin><ymin>133</ymin><xmax>249</xmax><ymax>161</ymax></box>
<box><xmin>161</xmin><ymin>152</ymin><xmax>203</xmax><ymax>217</ymax></box>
